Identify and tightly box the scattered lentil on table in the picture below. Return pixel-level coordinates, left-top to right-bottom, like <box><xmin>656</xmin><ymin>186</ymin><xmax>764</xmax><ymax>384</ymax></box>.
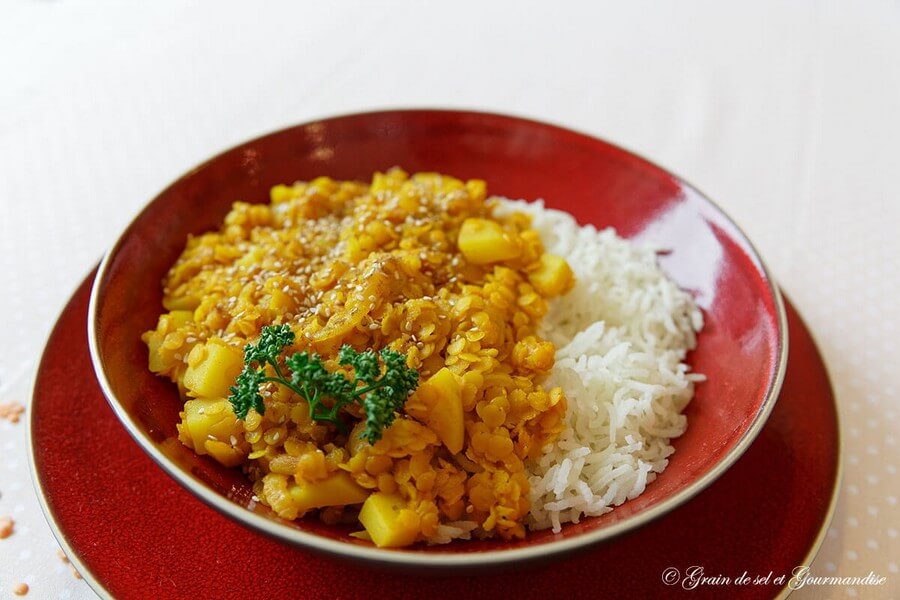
<box><xmin>0</xmin><ymin>515</ymin><xmax>14</xmax><ymax>539</ymax></box>
<box><xmin>0</xmin><ymin>402</ymin><xmax>24</xmax><ymax>423</ymax></box>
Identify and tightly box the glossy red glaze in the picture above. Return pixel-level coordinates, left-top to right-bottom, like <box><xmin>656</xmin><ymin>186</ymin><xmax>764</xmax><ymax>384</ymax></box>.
<box><xmin>88</xmin><ymin>111</ymin><xmax>785</xmax><ymax>558</ymax></box>
<box><xmin>33</xmin><ymin>276</ymin><xmax>837</xmax><ymax>598</ymax></box>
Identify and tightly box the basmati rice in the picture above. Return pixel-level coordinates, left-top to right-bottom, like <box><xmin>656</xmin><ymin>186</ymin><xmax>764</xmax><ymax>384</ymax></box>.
<box><xmin>498</xmin><ymin>199</ymin><xmax>704</xmax><ymax>532</ymax></box>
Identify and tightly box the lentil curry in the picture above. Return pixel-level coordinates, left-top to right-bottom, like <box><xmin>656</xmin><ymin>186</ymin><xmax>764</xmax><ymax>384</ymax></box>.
<box><xmin>143</xmin><ymin>169</ymin><xmax>575</xmax><ymax>546</ymax></box>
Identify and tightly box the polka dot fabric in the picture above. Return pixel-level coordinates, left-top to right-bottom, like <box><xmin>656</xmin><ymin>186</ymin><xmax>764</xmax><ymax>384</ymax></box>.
<box><xmin>1</xmin><ymin>1</ymin><xmax>898</xmax><ymax>598</ymax></box>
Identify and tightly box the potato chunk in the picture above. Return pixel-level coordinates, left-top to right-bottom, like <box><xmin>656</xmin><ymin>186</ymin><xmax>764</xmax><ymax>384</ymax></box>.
<box><xmin>359</xmin><ymin>492</ymin><xmax>420</xmax><ymax>548</ymax></box>
<box><xmin>528</xmin><ymin>253</ymin><xmax>575</xmax><ymax>297</ymax></box>
<box><xmin>406</xmin><ymin>367</ymin><xmax>464</xmax><ymax>454</ymax></box>
<box><xmin>183</xmin><ymin>340</ymin><xmax>244</xmax><ymax>399</ymax></box>
<box><xmin>144</xmin><ymin>310</ymin><xmax>194</xmax><ymax>373</ymax></box>
<box><xmin>204</xmin><ymin>440</ymin><xmax>246</xmax><ymax>467</ymax></box>
<box><xmin>288</xmin><ymin>472</ymin><xmax>369</xmax><ymax>514</ymax></box>
<box><xmin>179</xmin><ymin>399</ymin><xmax>246</xmax><ymax>467</ymax></box>
<box><xmin>457</xmin><ymin>218</ymin><xmax>521</xmax><ymax>264</ymax></box>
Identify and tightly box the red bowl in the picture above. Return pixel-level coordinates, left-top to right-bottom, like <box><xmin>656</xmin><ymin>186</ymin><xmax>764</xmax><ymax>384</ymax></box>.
<box><xmin>88</xmin><ymin>109</ymin><xmax>787</xmax><ymax>570</ymax></box>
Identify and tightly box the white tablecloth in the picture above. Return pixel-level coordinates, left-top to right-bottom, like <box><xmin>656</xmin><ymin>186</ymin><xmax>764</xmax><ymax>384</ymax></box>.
<box><xmin>1</xmin><ymin>1</ymin><xmax>898</xmax><ymax>598</ymax></box>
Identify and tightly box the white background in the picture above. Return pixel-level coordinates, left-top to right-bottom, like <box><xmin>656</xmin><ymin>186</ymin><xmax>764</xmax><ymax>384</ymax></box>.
<box><xmin>1</xmin><ymin>1</ymin><xmax>898</xmax><ymax>598</ymax></box>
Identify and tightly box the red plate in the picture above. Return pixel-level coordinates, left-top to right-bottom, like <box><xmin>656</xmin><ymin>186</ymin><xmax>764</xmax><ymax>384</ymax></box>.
<box><xmin>30</xmin><ymin>273</ymin><xmax>838</xmax><ymax>599</ymax></box>
<box><xmin>88</xmin><ymin>110</ymin><xmax>787</xmax><ymax>566</ymax></box>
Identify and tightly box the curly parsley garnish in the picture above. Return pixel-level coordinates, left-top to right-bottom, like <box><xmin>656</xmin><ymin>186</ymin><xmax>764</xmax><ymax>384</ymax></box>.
<box><xmin>228</xmin><ymin>324</ymin><xmax>419</xmax><ymax>444</ymax></box>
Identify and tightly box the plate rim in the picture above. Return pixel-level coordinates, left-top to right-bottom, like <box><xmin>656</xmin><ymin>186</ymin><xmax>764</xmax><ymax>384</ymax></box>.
<box><xmin>26</xmin><ymin>278</ymin><xmax>839</xmax><ymax>600</ymax></box>
<box><xmin>84</xmin><ymin>107</ymin><xmax>789</xmax><ymax>568</ymax></box>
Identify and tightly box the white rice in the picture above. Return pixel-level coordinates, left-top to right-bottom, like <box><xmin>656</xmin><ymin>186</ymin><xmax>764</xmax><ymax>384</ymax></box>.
<box><xmin>497</xmin><ymin>199</ymin><xmax>704</xmax><ymax>533</ymax></box>
<box><xmin>427</xmin><ymin>520</ymin><xmax>480</xmax><ymax>545</ymax></box>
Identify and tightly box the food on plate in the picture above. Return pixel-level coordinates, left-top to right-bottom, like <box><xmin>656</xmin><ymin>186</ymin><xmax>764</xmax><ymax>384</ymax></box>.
<box><xmin>142</xmin><ymin>169</ymin><xmax>702</xmax><ymax>546</ymax></box>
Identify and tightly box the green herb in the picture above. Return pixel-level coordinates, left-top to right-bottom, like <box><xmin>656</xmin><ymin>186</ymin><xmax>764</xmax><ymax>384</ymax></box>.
<box><xmin>227</xmin><ymin>324</ymin><xmax>419</xmax><ymax>444</ymax></box>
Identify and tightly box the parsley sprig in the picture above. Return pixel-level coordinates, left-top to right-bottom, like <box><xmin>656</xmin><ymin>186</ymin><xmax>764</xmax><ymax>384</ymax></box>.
<box><xmin>228</xmin><ymin>324</ymin><xmax>419</xmax><ymax>444</ymax></box>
